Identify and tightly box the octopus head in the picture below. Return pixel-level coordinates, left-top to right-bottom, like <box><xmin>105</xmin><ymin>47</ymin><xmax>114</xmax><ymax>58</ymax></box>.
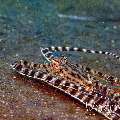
<box><xmin>50</xmin><ymin>56</ymin><xmax>67</xmax><ymax>73</ymax></box>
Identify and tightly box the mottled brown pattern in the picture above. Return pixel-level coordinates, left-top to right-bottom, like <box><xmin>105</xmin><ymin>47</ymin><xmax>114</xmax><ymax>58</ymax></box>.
<box><xmin>11</xmin><ymin>58</ymin><xmax>120</xmax><ymax>120</ymax></box>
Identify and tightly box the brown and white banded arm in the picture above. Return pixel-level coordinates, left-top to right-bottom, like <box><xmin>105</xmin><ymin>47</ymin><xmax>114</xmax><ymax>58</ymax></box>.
<box><xmin>41</xmin><ymin>46</ymin><xmax>120</xmax><ymax>62</ymax></box>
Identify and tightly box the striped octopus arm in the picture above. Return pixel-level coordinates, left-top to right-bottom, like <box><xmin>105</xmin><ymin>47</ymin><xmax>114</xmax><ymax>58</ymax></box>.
<box><xmin>41</xmin><ymin>46</ymin><xmax>120</xmax><ymax>62</ymax></box>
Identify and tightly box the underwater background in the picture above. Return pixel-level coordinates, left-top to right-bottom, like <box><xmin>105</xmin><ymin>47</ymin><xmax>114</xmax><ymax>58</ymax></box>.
<box><xmin>0</xmin><ymin>0</ymin><xmax>120</xmax><ymax>120</ymax></box>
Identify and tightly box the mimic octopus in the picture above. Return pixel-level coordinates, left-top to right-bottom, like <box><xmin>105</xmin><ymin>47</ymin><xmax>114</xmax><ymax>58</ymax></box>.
<box><xmin>11</xmin><ymin>46</ymin><xmax>120</xmax><ymax>120</ymax></box>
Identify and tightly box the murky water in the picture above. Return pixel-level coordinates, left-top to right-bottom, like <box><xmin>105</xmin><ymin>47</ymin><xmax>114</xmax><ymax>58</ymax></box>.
<box><xmin>0</xmin><ymin>0</ymin><xmax>120</xmax><ymax>120</ymax></box>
